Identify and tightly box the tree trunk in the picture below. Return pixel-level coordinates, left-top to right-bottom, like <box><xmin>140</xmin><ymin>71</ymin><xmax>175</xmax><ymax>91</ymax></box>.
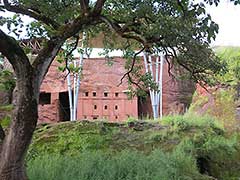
<box><xmin>0</xmin><ymin>72</ymin><xmax>38</xmax><ymax>180</ymax></box>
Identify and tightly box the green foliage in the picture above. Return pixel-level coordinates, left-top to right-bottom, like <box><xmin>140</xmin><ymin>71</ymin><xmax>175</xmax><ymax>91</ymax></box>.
<box><xmin>0</xmin><ymin>14</ymin><xmax>24</xmax><ymax>38</ymax></box>
<box><xmin>176</xmin><ymin>134</ymin><xmax>240</xmax><ymax>179</ymax></box>
<box><xmin>1</xmin><ymin>0</ymin><xmax>227</xmax><ymax>85</ymax></box>
<box><xmin>27</xmin><ymin>115</ymin><xmax>240</xmax><ymax>179</ymax></box>
<box><xmin>27</xmin><ymin>150</ymin><xmax>207</xmax><ymax>180</ymax></box>
<box><xmin>0</xmin><ymin>70</ymin><xmax>15</xmax><ymax>91</ymax></box>
<box><xmin>0</xmin><ymin>105</ymin><xmax>13</xmax><ymax>128</ymax></box>
<box><xmin>0</xmin><ymin>104</ymin><xmax>13</xmax><ymax>111</ymax></box>
<box><xmin>0</xmin><ymin>115</ymin><xmax>11</xmax><ymax>128</ymax></box>
<box><xmin>102</xmin><ymin>0</ymin><xmax>225</xmax><ymax>85</ymax></box>
<box><xmin>215</xmin><ymin>46</ymin><xmax>240</xmax><ymax>85</ymax></box>
<box><xmin>162</xmin><ymin>114</ymin><xmax>223</xmax><ymax>133</ymax></box>
<box><xmin>189</xmin><ymin>88</ymin><xmax>238</xmax><ymax>131</ymax></box>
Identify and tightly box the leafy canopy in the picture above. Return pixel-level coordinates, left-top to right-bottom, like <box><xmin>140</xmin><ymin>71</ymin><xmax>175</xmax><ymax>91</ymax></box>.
<box><xmin>0</xmin><ymin>0</ymin><xmax>227</xmax><ymax>85</ymax></box>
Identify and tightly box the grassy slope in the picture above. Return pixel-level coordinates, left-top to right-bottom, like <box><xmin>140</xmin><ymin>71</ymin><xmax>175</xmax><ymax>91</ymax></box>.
<box><xmin>214</xmin><ymin>46</ymin><xmax>240</xmax><ymax>85</ymax></box>
<box><xmin>28</xmin><ymin>115</ymin><xmax>240</xmax><ymax>180</ymax></box>
<box><xmin>214</xmin><ymin>46</ymin><xmax>240</xmax><ymax>59</ymax></box>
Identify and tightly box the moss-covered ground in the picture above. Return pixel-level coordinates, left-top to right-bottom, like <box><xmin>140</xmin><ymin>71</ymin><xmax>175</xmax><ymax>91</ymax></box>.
<box><xmin>27</xmin><ymin>115</ymin><xmax>240</xmax><ymax>180</ymax></box>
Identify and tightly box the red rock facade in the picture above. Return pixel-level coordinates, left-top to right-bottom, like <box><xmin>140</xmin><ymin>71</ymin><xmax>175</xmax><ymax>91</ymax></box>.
<box><xmin>39</xmin><ymin>57</ymin><xmax>195</xmax><ymax>123</ymax></box>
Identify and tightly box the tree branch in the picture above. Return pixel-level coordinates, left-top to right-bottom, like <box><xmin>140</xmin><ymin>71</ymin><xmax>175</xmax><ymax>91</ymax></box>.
<box><xmin>32</xmin><ymin>36</ymin><xmax>65</xmax><ymax>90</ymax></box>
<box><xmin>3</xmin><ymin>0</ymin><xmax>60</xmax><ymax>29</ymax></box>
<box><xmin>80</xmin><ymin>0</ymin><xmax>89</xmax><ymax>13</ymax></box>
<box><xmin>100</xmin><ymin>15</ymin><xmax>147</xmax><ymax>45</ymax></box>
<box><xmin>64</xmin><ymin>35</ymin><xmax>80</xmax><ymax>76</ymax></box>
<box><xmin>118</xmin><ymin>47</ymin><xmax>145</xmax><ymax>86</ymax></box>
<box><xmin>32</xmin><ymin>13</ymin><xmax>101</xmax><ymax>89</ymax></box>
<box><xmin>93</xmin><ymin>0</ymin><xmax>106</xmax><ymax>15</ymax></box>
<box><xmin>0</xmin><ymin>29</ymin><xmax>32</xmax><ymax>77</ymax></box>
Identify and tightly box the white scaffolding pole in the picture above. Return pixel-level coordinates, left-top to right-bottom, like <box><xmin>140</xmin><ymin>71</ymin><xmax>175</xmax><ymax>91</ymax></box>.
<box><xmin>73</xmin><ymin>49</ymin><xmax>84</xmax><ymax>120</ymax></box>
<box><xmin>67</xmin><ymin>70</ymin><xmax>74</xmax><ymax>121</ymax></box>
<box><xmin>155</xmin><ymin>56</ymin><xmax>159</xmax><ymax>117</ymax></box>
<box><xmin>143</xmin><ymin>53</ymin><xmax>155</xmax><ymax>118</ymax></box>
<box><xmin>67</xmin><ymin>33</ymin><xmax>86</xmax><ymax>121</ymax></box>
<box><xmin>143</xmin><ymin>52</ymin><xmax>164</xmax><ymax>120</ymax></box>
<box><xmin>159</xmin><ymin>55</ymin><xmax>164</xmax><ymax>119</ymax></box>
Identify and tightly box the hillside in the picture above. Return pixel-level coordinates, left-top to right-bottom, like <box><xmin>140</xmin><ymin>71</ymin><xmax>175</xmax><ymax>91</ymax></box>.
<box><xmin>214</xmin><ymin>46</ymin><xmax>240</xmax><ymax>58</ymax></box>
<box><xmin>27</xmin><ymin>115</ymin><xmax>240</xmax><ymax>180</ymax></box>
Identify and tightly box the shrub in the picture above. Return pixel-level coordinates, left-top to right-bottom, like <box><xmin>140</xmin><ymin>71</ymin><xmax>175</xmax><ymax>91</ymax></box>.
<box><xmin>162</xmin><ymin>114</ymin><xmax>224</xmax><ymax>134</ymax></box>
<box><xmin>27</xmin><ymin>150</ymin><xmax>208</xmax><ymax>180</ymax></box>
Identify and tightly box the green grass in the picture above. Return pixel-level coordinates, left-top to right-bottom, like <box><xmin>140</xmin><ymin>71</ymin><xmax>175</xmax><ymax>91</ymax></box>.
<box><xmin>0</xmin><ymin>104</ymin><xmax>13</xmax><ymax>111</ymax></box>
<box><xmin>27</xmin><ymin>115</ymin><xmax>240</xmax><ymax>180</ymax></box>
<box><xmin>0</xmin><ymin>104</ymin><xmax>13</xmax><ymax>128</ymax></box>
<box><xmin>27</xmin><ymin>150</ymin><xmax>208</xmax><ymax>180</ymax></box>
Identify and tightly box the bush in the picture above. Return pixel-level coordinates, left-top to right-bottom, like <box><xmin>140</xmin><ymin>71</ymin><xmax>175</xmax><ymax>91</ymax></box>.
<box><xmin>176</xmin><ymin>135</ymin><xmax>240</xmax><ymax>179</ymax></box>
<box><xmin>162</xmin><ymin>114</ymin><xmax>223</xmax><ymax>134</ymax></box>
<box><xmin>27</xmin><ymin>150</ymin><xmax>208</xmax><ymax>180</ymax></box>
<box><xmin>189</xmin><ymin>88</ymin><xmax>238</xmax><ymax>132</ymax></box>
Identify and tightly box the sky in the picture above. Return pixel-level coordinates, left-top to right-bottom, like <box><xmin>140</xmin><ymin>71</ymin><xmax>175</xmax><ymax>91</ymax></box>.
<box><xmin>206</xmin><ymin>1</ymin><xmax>240</xmax><ymax>46</ymax></box>
<box><xmin>0</xmin><ymin>1</ymin><xmax>240</xmax><ymax>47</ymax></box>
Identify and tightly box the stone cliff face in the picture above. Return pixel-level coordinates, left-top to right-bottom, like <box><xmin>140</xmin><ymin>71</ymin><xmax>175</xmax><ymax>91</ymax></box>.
<box><xmin>139</xmin><ymin>63</ymin><xmax>196</xmax><ymax>118</ymax></box>
<box><xmin>39</xmin><ymin>57</ymin><xmax>196</xmax><ymax>122</ymax></box>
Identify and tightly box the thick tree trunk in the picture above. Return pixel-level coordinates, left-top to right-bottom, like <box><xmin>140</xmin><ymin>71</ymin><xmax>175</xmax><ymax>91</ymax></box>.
<box><xmin>0</xmin><ymin>73</ymin><xmax>38</xmax><ymax>180</ymax></box>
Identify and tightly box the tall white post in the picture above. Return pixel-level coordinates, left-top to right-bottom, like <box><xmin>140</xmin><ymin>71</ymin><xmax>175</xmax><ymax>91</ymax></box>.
<box><xmin>159</xmin><ymin>55</ymin><xmax>164</xmax><ymax>119</ymax></box>
<box><xmin>73</xmin><ymin>51</ymin><xmax>84</xmax><ymax>120</ymax></box>
<box><xmin>143</xmin><ymin>52</ymin><xmax>164</xmax><ymax>120</ymax></box>
<box><xmin>155</xmin><ymin>56</ymin><xmax>159</xmax><ymax>117</ymax></box>
<box><xmin>67</xmin><ymin>33</ymin><xmax>86</xmax><ymax>121</ymax></box>
<box><xmin>67</xmin><ymin>69</ymin><xmax>74</xmax><ymax>121</ymax></box>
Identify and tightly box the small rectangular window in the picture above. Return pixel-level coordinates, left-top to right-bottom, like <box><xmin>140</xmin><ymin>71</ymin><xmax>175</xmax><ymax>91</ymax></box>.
<box><xmin>39</xmin><ymin>92</ymin><xmax>51</xmax><ymax>105</ymax></box>
<box><xmin>104</xmin><ymin>92</ymin><xmax>108</xmax><ymax>97</ymax></box>
<box><xmin>93</xmin><ymin>115</ymin><xmax>98</xmax><ymax>120</ymax></box>
<box><xmin>93</xmin><ymin>92</ymin><xmax>97</xmax><ymax>97</ymax></box>
<box><xmin>94</xmin><ymin>105</ymin><xmax>97</xmax><ymax>109</ymax></box>
<box><xmin>115</xmin><ymin>105</ymin><xmax>118</xmax><ymax>110</ymax></box>
<box><xmin>115</xmin><ymin>116</ymin><xmax>118</xmax><ymax>119</ymax></box>
<box><xmin>85</xmin><ymin>92</ymin><xmax>89</xmax><ymax>97</ymax></box>
<box><xmin>104</xmin><ymin>105</ymin><xmax>108</xmax><ymax>110</ymax></box>
<box><xmin>115</xmin><ymin>93</ymin><xmax>119</xmax><ymax>97</ymax></box>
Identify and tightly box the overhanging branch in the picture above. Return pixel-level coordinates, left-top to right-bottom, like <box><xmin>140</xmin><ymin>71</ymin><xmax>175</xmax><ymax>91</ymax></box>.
<box><xmin>2</xmin><ymin>0</ymin><xmax>60</xmax><ymax>29</ymax></box>
<box><xmin>93</xmin><ymin>0</ymin><xmax>106</xmax><ymax>15</ymax></box>
<box><xmin>118</xmin><ymin>47</ymin><xmax>145</xmax><ymax>86</ymax></box>
<box><xmin>32</xmin><ymin>13</ymin><xmax>102</xmax><ymax>87</ymax></box>
<box><xmin>80</xmin><ymin>0</ymin><xmax>90</xmax><ymax>13</ymax></box>
<box><xmin>100</xmin><ymin>15</ymin><xmax>147</xmax><ymax>46</ymax></box>
<box><xmin>0</xmin><ymin>29</ymin><xmax>32</xmax><ymax>76</ymax></box>
<box><xmin>64</xmin><ymin>35</ymin><xmax>80</xmax><ymax>76</ymax></box>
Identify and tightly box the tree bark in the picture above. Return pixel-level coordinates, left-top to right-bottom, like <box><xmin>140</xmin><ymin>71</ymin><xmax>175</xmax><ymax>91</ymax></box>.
<box><xmin>0</xmin><ymin>70</ymin><xmax>38</xmax><ymax>180</ymax></box>
<box><xmin>0</xmin><ymin>6</ymin><xmax>104</xmax><ymax>179</ymax></box>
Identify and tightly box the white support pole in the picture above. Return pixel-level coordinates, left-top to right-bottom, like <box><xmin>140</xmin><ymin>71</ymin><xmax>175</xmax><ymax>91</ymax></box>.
<box><xmin>67</xmin><ymin>69</ymin><xmax>74</xmax><ymax>121</ymax></box>
<box><xmin>73</xmin><ymin>52</ymin><xmax>84</xmax><ymax>120</ymax></box>
<box><xmin>72</xmin><ymin>60</ymin><xmax>77</xmax><ymax>121</ymax></box>
<box><xmin>155</xmin><ymin>56</ymin><xmax>160</xmax><ymax>117</ymax></box>
<box><xmin>143</xmin><ymin>52</ymin><xmax>164</xmax><ymax>120</ymax></box>
<box><xmin>159</xmin><ymin>55</ymin><xmax>164</xmax><ymax>119</ymax></box>
<box><xmin>143</xmin><ymin>53</ymin><xmax>154</xmax><ymax>109</ymax></box>
<box><xmin>72</xmin><ymin>32</ymin><xmax>86</xmax><ymax>121</ymax></box>
<box><xmin>148</xmin><ymin>55</ymin><xmax>158</xmax><ymax>119</ymax></box>
<box><xmin>67</xmin><ymin>32</ymin><xmax>86</xmax><ymax>121</ymax></box>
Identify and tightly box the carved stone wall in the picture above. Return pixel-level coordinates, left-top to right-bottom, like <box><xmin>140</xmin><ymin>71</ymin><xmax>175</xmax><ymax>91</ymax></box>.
<box><xmin>39</xmin><ymin>57</ymin><xmax>196</xmax><ymax>122</ymax></box>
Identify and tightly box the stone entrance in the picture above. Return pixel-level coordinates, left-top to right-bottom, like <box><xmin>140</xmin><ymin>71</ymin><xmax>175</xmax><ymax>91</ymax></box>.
<box><xmin>59</xmin><ymin>91</ymin><xmax>70</xmax><ymax>122</ymax></box>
